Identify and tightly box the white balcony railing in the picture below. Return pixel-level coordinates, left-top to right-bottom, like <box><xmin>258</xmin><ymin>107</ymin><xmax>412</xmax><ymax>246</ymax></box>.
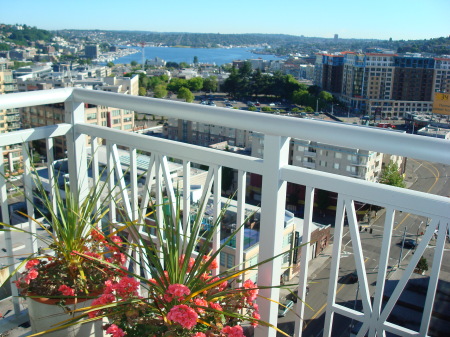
<box><xmin>0</xmin><ymin>88</ymin><xmax>449</xmax><ymax>337</ymax></box>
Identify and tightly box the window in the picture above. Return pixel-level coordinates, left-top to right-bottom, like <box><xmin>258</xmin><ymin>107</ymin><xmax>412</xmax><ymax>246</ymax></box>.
<box><xmin>334</xmin><ymin>163</ymin><xmax>340</xmax><ymax>169</ymax></box>
<box><xmin>335</xmin><ymin>153</ymin><xmax>342</xmax><ymax>159</ymax></box>
<box><xmin>124</xmin><ymin>124</ymin><xmax>132</xmax><ymax>130</ymax></box>
<box><xmin>113</xmin><ymin>118</ymin><xmax>121</xmax><ymax>124</ymax></box>
<box><xmin>87</xmin><ymin>113</ymin><xmax>97</xmax><ymax>120</ymax></box>
<box><xmin>282</xmin><ymin>252</ymin><xmax>291</xmax><ymax>264</ymax></box>
<box><xmin>112</xmin><ymin>110</ymin><xmax>121</xmax><ymax>117</ymax></box>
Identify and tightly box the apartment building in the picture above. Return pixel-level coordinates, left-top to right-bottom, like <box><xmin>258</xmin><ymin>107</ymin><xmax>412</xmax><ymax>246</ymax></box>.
<box><xmin>0</xmin><ymin>60</ymin><xmax>21</xmax><ymax>169</ymax></box>
<box><xmin>19</xmin><ymin>74</ymin><xmax>138</xmax><ymax>157</ymax></box>
<box><xmin>316</xmin><ymin>52</ymin><xmax>450</xmax><ymax>118</ymax></box>
<box><xmin>165</xmin><ymin>119</ymin><xmax>251</xmax><ymax>149</ymax></box>
<box><xmin>251</xmin><ymin>133</ymin><xmax>383</xmax><ymax>182</ymax></box>
<box><xmin>314</xmin><ymin>53</ymin><xmax>344</xmax><ymax>94</ymax></box>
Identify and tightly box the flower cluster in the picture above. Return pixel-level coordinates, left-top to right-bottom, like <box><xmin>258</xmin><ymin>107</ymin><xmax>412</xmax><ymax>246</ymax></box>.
<box><xmin>88</xmin><ymin>255</ymin><xmax>260</xmax><ymax>337</ymax></box>
<box><xmin>15</xmin><ymin>230</ymin><xmax>126</xmax><ymax>302</ymax></box>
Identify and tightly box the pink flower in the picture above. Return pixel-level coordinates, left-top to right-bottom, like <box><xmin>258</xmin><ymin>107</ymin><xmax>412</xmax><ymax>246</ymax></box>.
<box><xmin>25</xmin><ymin>259</ymin><xmax>39</xmax><ymax>269</ymax></box>
<box><xmin>192</xmin><ymin>333</ymin><xmax>206</xmax><ymax>337</ymax></box>
<box><xmin>106</xmin><ymin>324</ymin><xmax>125</xmax><ymax>337</ymax></box>
<box><xmin>91</xmin><ymin>229</ymin><xmax>105</xmax><ymax>242</ymax></box>
<box><xmin>202</xmin><ymin>255</ymin><xmax>218</xmax><ymax>270</ymax></box>
<box><xmin>167</xmin><ymin>304</ymin><xmax>198</xmax><ymax>329</ymax></box>
<box><xmin>243</xmin><ymin>279</ymin><xmax>258</xmax><ymax>302</ymax></box>
<box><xmin>193</xmin><ymin>298</ymin><xmax>208</xmax><ymax>313</ymax></box>
<box><xmin>92</xmin><ymin>293</ymin><xmax>116</xmax><ymax>306</ymax></box>
<box><xmin>167</xmin><ymin>284</ymin><xmax>191</xmax><ymax>297</ymax></box>
<box><xmin>114</xmin><ymin>277</ymin><xmax>140</xmax><ymax>298</ymax></box>
<box><xmin>222</xmin><ymin>325</ymin><xmax>244</xmax><ymax>337</ymax></box>
<box><xmin>24</xmin><ymin>268</ymin><xmax>38</xmax><ymax>283</ymax></box>
<box><xmin>251</xmin><ymin>311</ymin><xmax>261</xmax><ymax>326</ymax></box>
<box><xmin>209</xmin><ymin>302</ymin><xmax>222</xmax><ymax>311</ymax></box>
<box><xmin>58</xmin><ymin>285</ymin><xmax>75</xmax><ymax>296</ymax></box>
<box><xmin>110</xmin><ymin>235</ymin><xmax>122</xmax><ymax>244</ymax></box>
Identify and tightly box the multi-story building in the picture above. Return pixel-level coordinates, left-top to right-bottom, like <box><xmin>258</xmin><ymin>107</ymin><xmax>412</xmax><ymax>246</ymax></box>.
<box><xmin>317</xmin><ymin>52</ymin><xmax>450</xmax><ymax>118</ymax></box>
<box><xmin>433</xmin><ymin>57</ymin><xmax>450</xmax><ymax>94</ymax></box>
<box><xmin>0</xmin><ymin>61</ymin><xmax>21</xmax><ymax>169</ymax></box>
<box><xmin>165</xmin><ymin>119</ymin><xmax>251</xmax><ymax>149</ymax></box>
<box><xmin>314</xmin><ymin>53</ymin><xmax>344</xmax><ymax>94</ymax></box>
<box><xmin>19</xmin><ymin>74</ymin><xmax>139</xmax><ymax>157</ymax></box>
<box><xmin>251</xmin><ymin>133</ymin><xmax>383</xmax><ymax>182</ymax></box>
<box><xmin>85</xmin><ymin>44</ymin><xmax>99</xmax><ymax>59</ymax></box>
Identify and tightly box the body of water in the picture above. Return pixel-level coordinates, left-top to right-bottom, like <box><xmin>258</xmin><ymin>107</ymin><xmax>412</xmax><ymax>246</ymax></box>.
<box><xmin>112</xmin><ymin>46</ymin><xmax>283</xmax><ymax>66</ymax></box>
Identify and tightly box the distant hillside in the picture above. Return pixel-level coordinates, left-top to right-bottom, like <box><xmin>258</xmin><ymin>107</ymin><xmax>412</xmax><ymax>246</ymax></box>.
<box><xmin>0</xmin><ymin>24</ymin><xmax>53</xmax><ymax>48</ymax></box>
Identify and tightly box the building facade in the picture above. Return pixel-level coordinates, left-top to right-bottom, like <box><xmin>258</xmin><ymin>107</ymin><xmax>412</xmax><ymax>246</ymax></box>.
<box><xmin>316</xmin><ymin>52</ymin><xmax>450</xmax><ymax>118</ymax></box>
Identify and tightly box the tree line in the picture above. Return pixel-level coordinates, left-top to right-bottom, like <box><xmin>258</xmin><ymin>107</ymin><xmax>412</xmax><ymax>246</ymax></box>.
<box><xmin>222</xmin><ymin>61</ymin><xmax>333</xmax><ymax>110</ymax></box>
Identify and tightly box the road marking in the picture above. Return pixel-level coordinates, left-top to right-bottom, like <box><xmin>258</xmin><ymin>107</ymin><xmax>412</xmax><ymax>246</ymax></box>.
<box><xmin>395</xmin><ymin>160</ymin><xmax>440</xmax><ymax>231</ymax></box>
<box><xmin>304</xmin><ymin>258</ymin><xmax>369</xmax><ymax>329</ymax></box>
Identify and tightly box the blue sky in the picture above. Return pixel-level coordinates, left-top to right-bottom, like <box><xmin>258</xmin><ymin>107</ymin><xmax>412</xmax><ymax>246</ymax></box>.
<box><xmin>1</xmin><ymin>0</ymin><xmax>448</xmax><ymax>40</ymax></box>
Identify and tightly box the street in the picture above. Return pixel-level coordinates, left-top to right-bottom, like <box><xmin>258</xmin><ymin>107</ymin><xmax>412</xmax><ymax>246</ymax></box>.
<box><xmin>277</xmin><ymin>159</ymin><xmax>450</xmax><ymax>337</ymax></box>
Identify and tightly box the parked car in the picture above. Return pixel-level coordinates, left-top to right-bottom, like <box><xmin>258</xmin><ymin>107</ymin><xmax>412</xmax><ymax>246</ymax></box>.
<box><xmin>402</xmin><ymin>239</ymin><xmax>417</xmax><ymax>249</ymax></box>
<box><xmin>278</xmin><ymin>299</ymin><xmax>294</xmax><ymax>317</ymax></box>
<box><xmin>348</xmin><ymin>270</ymin><xmax>358</xmax><ymax>283</ymax></box>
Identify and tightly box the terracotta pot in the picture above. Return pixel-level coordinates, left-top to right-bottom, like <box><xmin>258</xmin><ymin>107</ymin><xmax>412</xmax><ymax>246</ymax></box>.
<box><xmin>26</xmin><ymin>295</ymin><xmax>105</xmax><ymax>337</ymax></box>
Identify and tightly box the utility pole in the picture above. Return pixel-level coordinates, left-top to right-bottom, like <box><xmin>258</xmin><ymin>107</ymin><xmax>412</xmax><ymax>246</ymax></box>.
<box><xmin>398</xmin><ymin>227</ymin><xmax>407</xmax><ymax>268</ymax></box>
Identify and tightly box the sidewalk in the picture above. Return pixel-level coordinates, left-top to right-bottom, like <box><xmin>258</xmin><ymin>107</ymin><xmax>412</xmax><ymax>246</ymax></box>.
<box><xmin>280</xmin><ymin>243</ymin><xmax>334</xmax><ymax>299</ymax></box>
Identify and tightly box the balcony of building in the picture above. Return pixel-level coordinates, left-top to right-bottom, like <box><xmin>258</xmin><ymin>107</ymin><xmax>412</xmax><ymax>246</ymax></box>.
<box><xmin>0</xmin><ymin>88</ymin><xmax>449</xmax><ymax>337</ymax></box>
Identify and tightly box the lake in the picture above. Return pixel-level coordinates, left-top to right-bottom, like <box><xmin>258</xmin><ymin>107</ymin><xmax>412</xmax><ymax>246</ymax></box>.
<box><xmin>113</xmin><ymin>46</ymin><xmax>283</xmax><ymax>66</ymax></box>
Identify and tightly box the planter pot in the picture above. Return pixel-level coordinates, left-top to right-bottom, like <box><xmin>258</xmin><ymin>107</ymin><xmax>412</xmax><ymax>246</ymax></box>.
<box><xmin>26</xmin><ymin>296</ymin><xmax>105</xmax><ymax>337</ymax></box>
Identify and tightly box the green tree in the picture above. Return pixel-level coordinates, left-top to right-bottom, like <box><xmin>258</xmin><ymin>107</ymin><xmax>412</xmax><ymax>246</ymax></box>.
<box><xmin>177</xmin><ymin>87</ymin><xmax>194</xmax><ymax>102</ymax></box>
<box><xmin>318</xmin><ymin>91</ymin><xmax>333</xmax><ymax>102</ymax></box>
<box><xmin>179</xmin><ymin>62</ymin><xmax>189</xmax><ymax>68</ymax></box>
<box><xmin>153</xmin><ymin>84</ymin><xmax>168</xmax><ymax>98</ymax></box>
<box><xmin>166</xmin><ymin>62</ymin><xmax>179</xmax><ymax>69</ymax></box>
<box><xmin>139</xmin><ymin>87</ymin><xmax>147</xmax><ymax>96</ymax></box>
<box><xmin>202</xmin><ymin>76</ymin><xmax>218</xmax><ymax>92</ymax></box>
<box><xmin>304</xmin><ymin>106</ymin><xmax>314</xmax><ymax>113</ymax></box>
<box><xmin>261</xmin><ymin>106</ymin><xmax>273</xmax><ymax>112</ymax></box>
<box><xmin>188</xmin><ymin>77</ymin><xmax>204</xmax><ymax>92</ymax></box>
<box><xmin>416</xmin><ymin>257</ymin><xmax>428</xmax><ymax>273</ymax></box>
<box><xmin>107</xmin><ymin>61</ymin><xmax>115</xmax><ymax>68</ymax></box>
<box><xmin>131</xmin><ymin>60</ymin><xmax>138</xmax><ymax>67</ymax></box>
<box><xmin>193</xmin><ymin>56</ymin><xmax>199</xmax><ymax>64</ymax></box>
<box><xmin>167</xmin><ymin>78</ymin><xmax>188</xmax><ymax>93</ymax></box>
<box><xmin>379</xmin><ymin>162</ymin><xmax>406</xmax><ymax>188</ymax></box>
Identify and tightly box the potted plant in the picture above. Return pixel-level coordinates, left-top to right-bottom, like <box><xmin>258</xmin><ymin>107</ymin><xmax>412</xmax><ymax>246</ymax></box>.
<box><xmin>2</xmin><ymin>165</ymin><xmax>126</xmax><ymax>336</ymax></box>
<box><xmin>75</xmin><ymin>195</ymin><xmax>299</xmax><ymax>337</ymax></box>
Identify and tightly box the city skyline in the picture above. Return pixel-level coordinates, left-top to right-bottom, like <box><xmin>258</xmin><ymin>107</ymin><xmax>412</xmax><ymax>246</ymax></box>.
<box><xmin>0</xmin><ymin>0</ymin><xmax>448</xmax><ymax>41</ymax></box>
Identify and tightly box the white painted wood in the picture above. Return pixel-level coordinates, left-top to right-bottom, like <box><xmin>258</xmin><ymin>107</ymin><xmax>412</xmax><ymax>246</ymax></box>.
<box><xmin>323</xmin><ymin>195</ymin><xmax>346</xmax><ymax>337</ymax></box>
<box><xmin>212</xmin><ymin>165</ymin><xmax>222</xmax><ymax>276</ymax></box>
<box><xmin>295</xmin><ymin>186</ymin><xmax>314</xmax><ymax>337</ymax></box>
<box><xmin>255</xmin><ymin>135</ymin><xmax>289</xmax><ymax>337</ymax></box>
<box><xmin>64</xmin><ymin>100</ymin><xmax>88</xmax><ymax>204</ymax></box>
<box><xmin>235</xmin><ymin>170</ymin><xmax>246</xmax><ymax>288</ymax></box>
<box><xmin>182</xmin><ymin>160</ymin><xmax>191</xmax><ymax>234</ymax></box>
<box><xmin>419</xmin><ymin>219</ymin><xmax>448</xmax><ymax>336</ymax></box>
<box><xmin>369</xmin><ymin>207</ymin><xmax>395</xmax><ymax>337</ymax></box>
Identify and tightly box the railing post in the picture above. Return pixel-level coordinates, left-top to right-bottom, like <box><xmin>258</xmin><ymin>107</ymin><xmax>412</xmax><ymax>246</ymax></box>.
<box><xmin>294</xmin><ymin>186</ymin><xmax>315</xmax><ymax>336</ymax></box>
<box><xmin>64</xmin><ymin>99</ymin><xmax>88</xmax><ymax>203</ymax></box>
<box><xmin>255</xmin><ymin>135</ymin><xmax>289</xmax><ymax>337</ymax></box>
